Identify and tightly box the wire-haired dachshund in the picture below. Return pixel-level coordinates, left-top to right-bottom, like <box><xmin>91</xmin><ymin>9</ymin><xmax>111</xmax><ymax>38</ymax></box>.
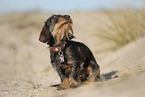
<box><xmin>39</xmin><ymin>14</ymin><xmax>100</xmax><ymax>90</ymax></box>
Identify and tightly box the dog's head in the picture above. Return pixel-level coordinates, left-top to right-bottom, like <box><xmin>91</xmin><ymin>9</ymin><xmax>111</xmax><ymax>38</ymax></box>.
<box><xmin>39</xmin><ymin>14</ymin><xmax>74</xmax><ymax>45</ymax></box>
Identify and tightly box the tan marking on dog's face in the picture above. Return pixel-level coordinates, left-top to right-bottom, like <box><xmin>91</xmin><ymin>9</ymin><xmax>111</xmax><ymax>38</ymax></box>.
<box><xmin>51</xmin><ymin>15</ymin><xmax>73</xmax><ymax>44</ymax></box>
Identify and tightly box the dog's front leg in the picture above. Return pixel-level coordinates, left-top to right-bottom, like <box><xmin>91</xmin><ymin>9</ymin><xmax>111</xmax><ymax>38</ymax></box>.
<box><xmin>57</xmin><ymin>63</ymin><xmax>80</xmax><ymax>90</ymax></box>
<box><xmin>51</xmin><ymin>63</ymin><xmax>65</xmax><ymax>83</ymax></box>
<box><xmin>69</xmin><ymin>65</ymin><xmax>80</xmax><ymax>88</ymax></box>
<box><xmin>57</xmin><ymin>63</ymin><xmax>79</xmax><ymax>90</ymax></box>
<box><xmin>57</xmin><ymin>64</ymin><xmax>70</xmax><ymax>90</ymax></box>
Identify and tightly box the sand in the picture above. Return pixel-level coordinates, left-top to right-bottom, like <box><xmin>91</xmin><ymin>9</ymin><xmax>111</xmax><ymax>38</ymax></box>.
<box><xmin>0</xmin><ymin>12</ymin><xmax>145</xmax><ymax>97</ymax></box>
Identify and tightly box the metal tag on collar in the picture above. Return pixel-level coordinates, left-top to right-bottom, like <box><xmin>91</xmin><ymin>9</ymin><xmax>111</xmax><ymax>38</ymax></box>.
<box><xmin>59</xmin><ymin>51</ymin><xmax>65</xmax><ymax>64</ymax></box>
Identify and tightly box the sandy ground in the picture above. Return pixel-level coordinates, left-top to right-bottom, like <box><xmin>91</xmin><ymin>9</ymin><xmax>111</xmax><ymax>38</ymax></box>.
<box><xmin>0</xmin><ymin>12</ymin><xmax>145</xmax><ymax>97</ymax></box>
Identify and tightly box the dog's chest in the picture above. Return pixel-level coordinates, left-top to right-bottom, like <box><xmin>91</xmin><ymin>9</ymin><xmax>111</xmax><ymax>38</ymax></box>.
<box><xmin>50</xmin><ymin>51</ymin><xmax>65</xmax><ymax>66</ymax></box>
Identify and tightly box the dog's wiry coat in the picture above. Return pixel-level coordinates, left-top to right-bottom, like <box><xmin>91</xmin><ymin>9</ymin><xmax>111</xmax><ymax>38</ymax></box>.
<box><xmin>39</xmin><ymin>14</ymin><xmax>100</xmax><ymax>90</ymax></box>
<box><xmin>52</xmin><ymin>22</ymin><xmax>73</xmax><ymax>45</ymax></box>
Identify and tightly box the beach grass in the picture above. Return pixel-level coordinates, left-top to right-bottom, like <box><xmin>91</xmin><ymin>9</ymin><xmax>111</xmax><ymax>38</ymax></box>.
<box><xmin>98</xmin><ymin>8</ymin><xmax>145</xmax><ymax>50</ymax></box>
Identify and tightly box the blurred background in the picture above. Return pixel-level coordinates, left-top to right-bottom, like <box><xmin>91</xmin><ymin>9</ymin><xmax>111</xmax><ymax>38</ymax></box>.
<box><xmin>0</xmin><ymin>0</ymin><xmax>145</xmax><ymax>14</ymax></box>
<box><xmin>0</xmin><ymin>0</ymin><xmax>145</xmax><ymax>97</ymax></box>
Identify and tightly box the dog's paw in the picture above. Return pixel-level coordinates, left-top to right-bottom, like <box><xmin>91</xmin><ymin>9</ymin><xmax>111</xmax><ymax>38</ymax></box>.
<box><xmin>69</xmin><ymin>79</ymin><xmax>79</xmax><ymax>88</ymax></box>
<box><xmin>69</xmin><ymin>83</ymin><xmax>79</xmax><ymax>88</ymax></box>
<box><xmin>57</xmin><ymin>78</ymin><xmax>69</xmax><ymax>90</ymax></box>
<box><xmin>57</xmin><ymin>85</ymin><xmax>68</xmax><ymax>90</ymax></box>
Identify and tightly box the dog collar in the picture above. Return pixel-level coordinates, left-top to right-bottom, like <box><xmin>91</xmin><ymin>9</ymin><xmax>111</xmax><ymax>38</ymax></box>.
<box><xmin>49</xmin><ymin>44</ymin><xmax>65</xmax><ymax>52</ymax></box>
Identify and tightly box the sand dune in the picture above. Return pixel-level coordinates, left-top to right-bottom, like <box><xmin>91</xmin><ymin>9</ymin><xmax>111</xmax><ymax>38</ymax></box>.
<box><xmin>0</xmin><ymin>12</ymin><xmax>145</xmax><ymax>97</ymax></box>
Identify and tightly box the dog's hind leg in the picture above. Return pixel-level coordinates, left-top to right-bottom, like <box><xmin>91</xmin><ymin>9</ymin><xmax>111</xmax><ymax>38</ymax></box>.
<box><xmin>86</xmin><ymin>63</ymin><xmax>100</xmax><ymax>82</ymax></box>
<box><xmin>88</xmin><ymin>68</ymin><xmax>100</xmax><ymax>82</ymax></box>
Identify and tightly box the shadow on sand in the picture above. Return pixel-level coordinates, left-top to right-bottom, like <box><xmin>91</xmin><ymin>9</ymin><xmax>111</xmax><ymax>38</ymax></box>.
<box><xmin>100</xmin><ymin>71</ymin><xmax>118</xmax><ymax>81</ymax></box>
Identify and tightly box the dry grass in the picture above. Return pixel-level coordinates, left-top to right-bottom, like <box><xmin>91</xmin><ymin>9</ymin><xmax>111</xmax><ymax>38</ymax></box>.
<box><xmin>98</xmin><ymin>8</ymin><xmax>145</xmax><ymax>50</ymax></box>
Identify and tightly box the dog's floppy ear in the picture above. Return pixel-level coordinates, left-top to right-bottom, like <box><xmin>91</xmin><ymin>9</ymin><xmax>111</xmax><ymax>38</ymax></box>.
<box><xmin>39</xmin><ymin>15</ymin><xmax>57</xmax><ymax>43</ymax></box>
<box><xmin>39</xmin><ymin>25</ymin><xmax>51</xmax><ymax>43</ymax></box>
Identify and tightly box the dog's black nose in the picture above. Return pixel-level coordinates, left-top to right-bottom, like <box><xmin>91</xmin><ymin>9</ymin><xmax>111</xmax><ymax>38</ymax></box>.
<box><xmin>64</xmin><ymin>15</ymin><xmax>70</xmax><ymax>20</ymax></box>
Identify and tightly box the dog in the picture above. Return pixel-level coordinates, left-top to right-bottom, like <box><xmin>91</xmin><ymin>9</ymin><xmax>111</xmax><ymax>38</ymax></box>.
<box><xmin>39</xmin><ymin>14</ymin><xmax>100</xmax><ymax>90</ymax></box>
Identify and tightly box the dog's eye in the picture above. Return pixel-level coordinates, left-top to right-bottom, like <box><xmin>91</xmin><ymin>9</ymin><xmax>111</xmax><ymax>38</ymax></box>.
<box><xmin>51</xmin><ymin>16</ymin><xmax>58</xmax><ymax>23</ymax></box>
<box><xmin>64</xmin><ymin>15</ymin><xmax>70</xmax><ymax>20</ymax></box>
<box><xmin>51</xmin><ymin>18</ymin><xmax>56</xmax><ymax>23</ymax></box>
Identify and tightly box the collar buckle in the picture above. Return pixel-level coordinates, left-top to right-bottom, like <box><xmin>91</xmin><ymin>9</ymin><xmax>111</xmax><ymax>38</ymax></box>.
<box><xmin>49</xmin><ymin>44</ymin><xmax>65</xmax><ymax>52</ymax></box>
